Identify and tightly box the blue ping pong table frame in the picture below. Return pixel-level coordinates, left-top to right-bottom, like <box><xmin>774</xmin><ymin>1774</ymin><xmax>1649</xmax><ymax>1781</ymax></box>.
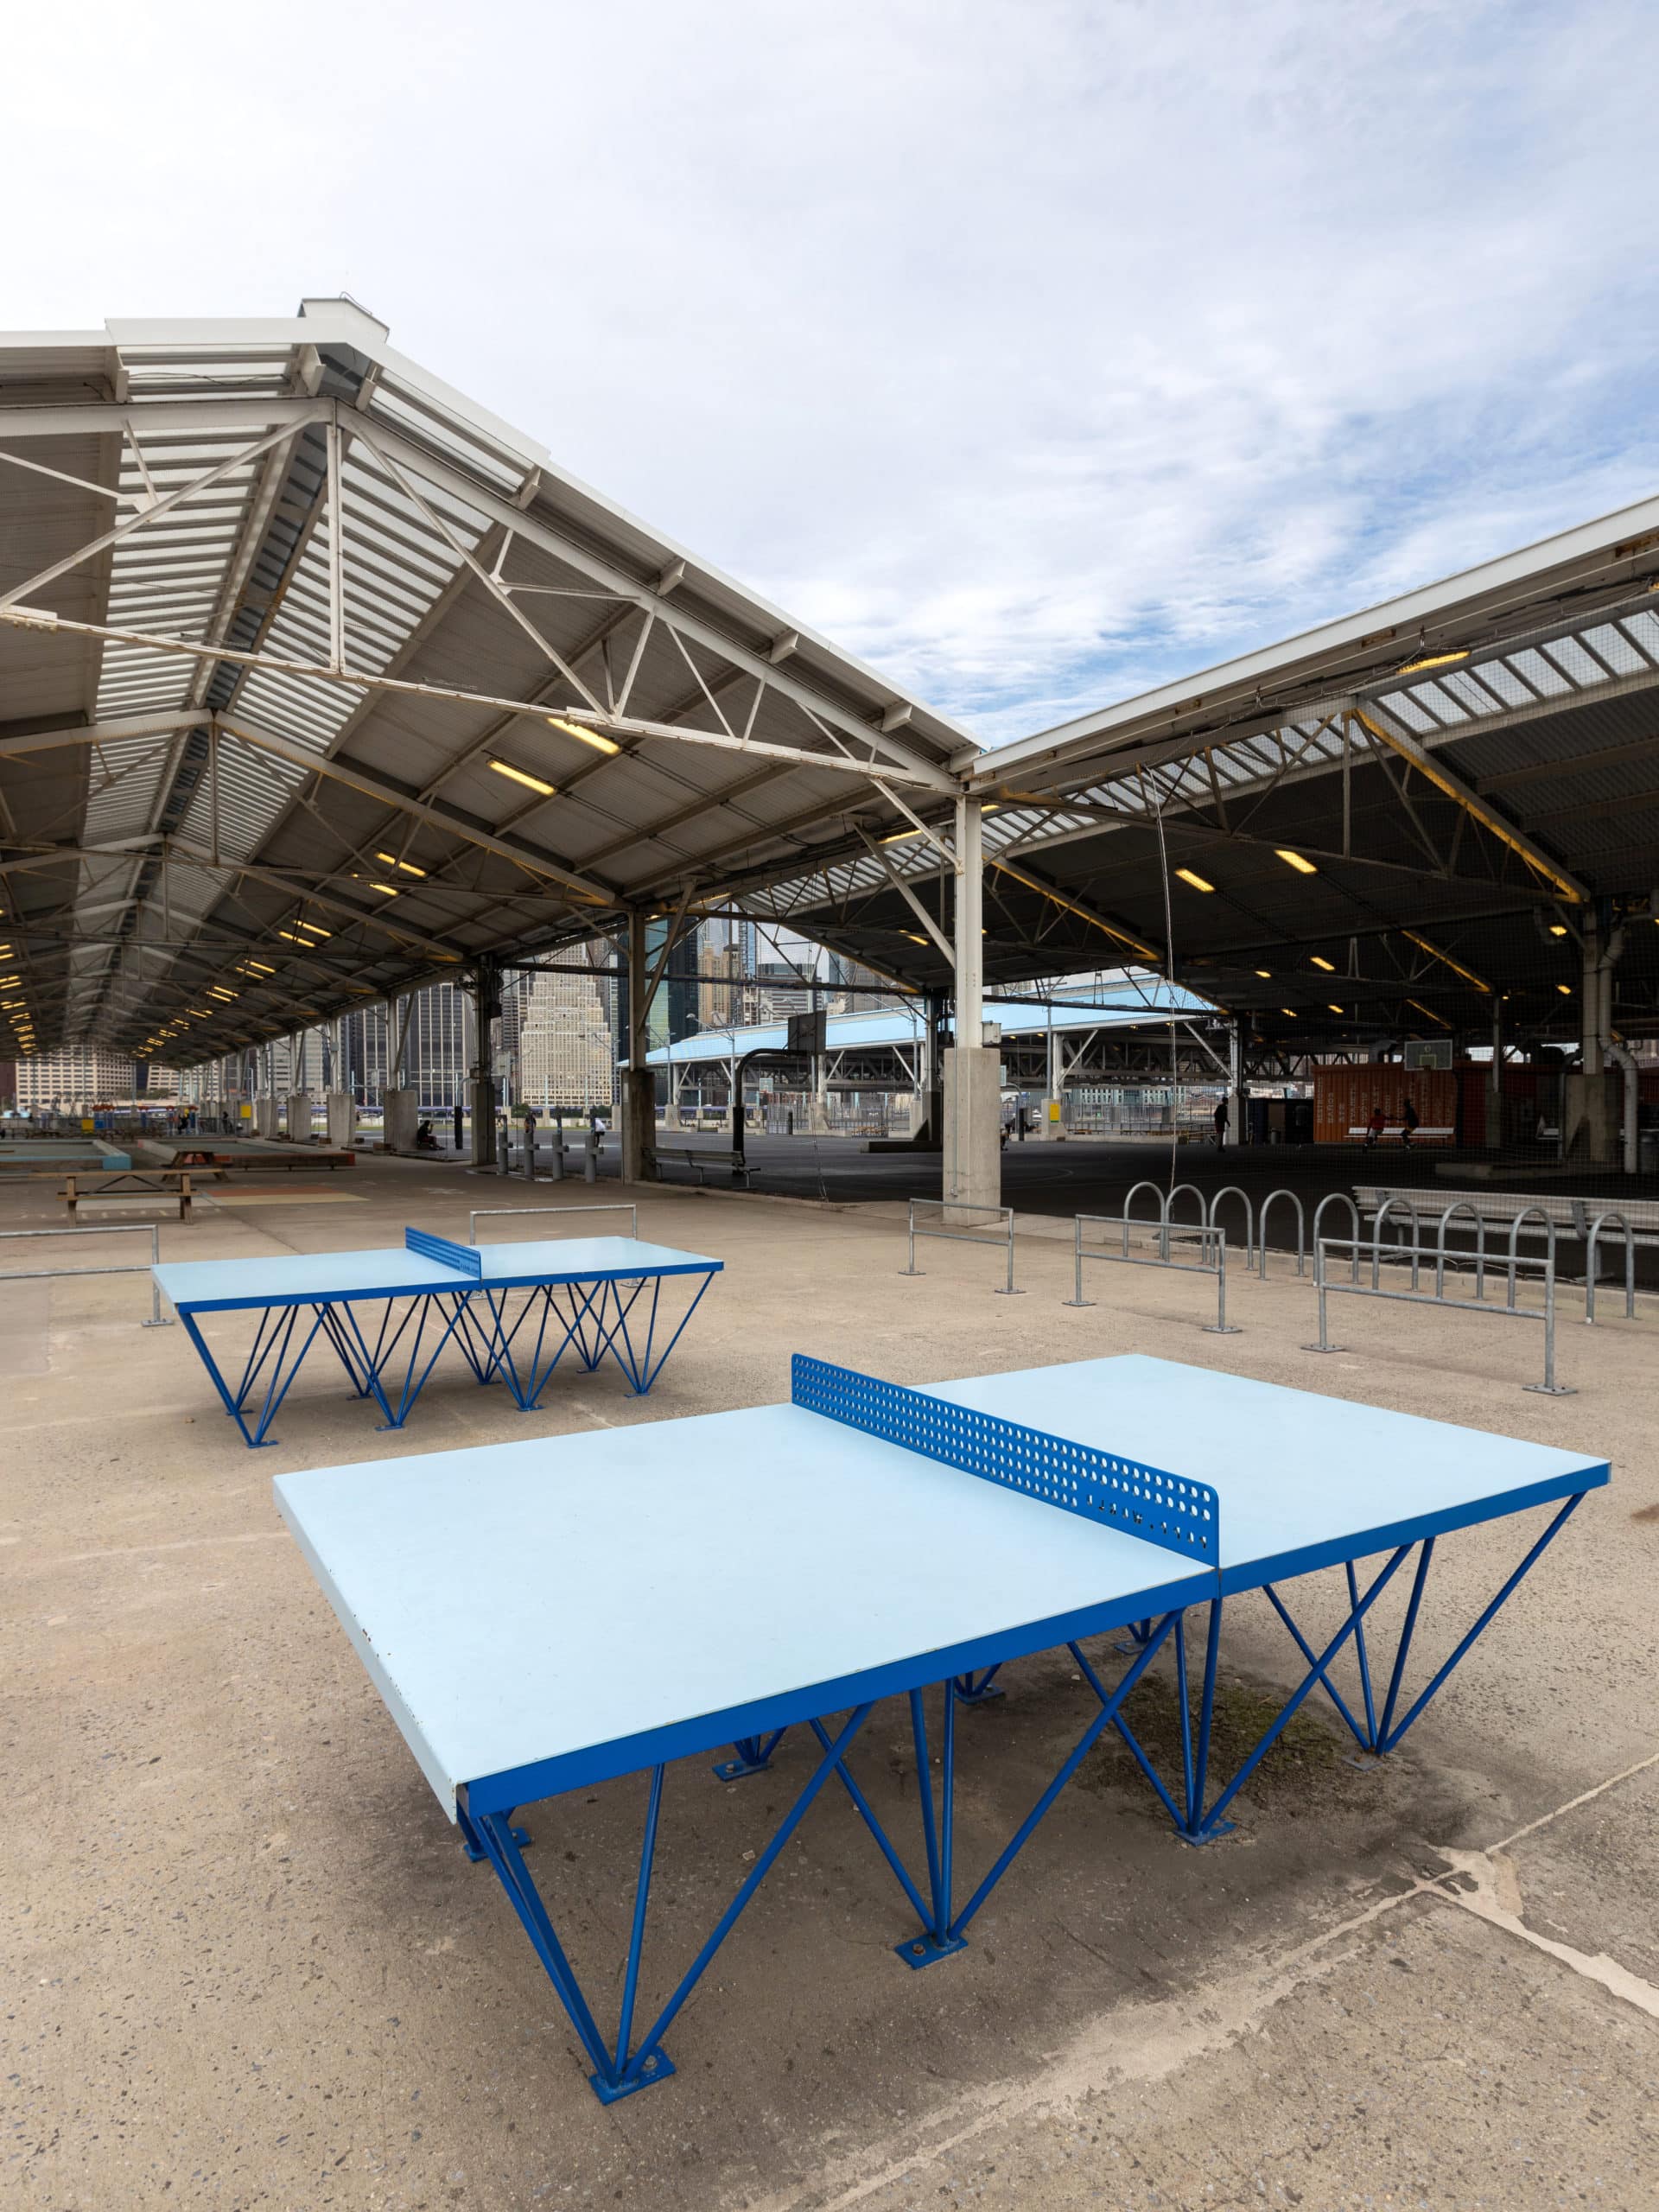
<box><xmin>175</xmin><ymin>1229</ymin><xmax>720</xmax><ymax>1446</ymax></box>
<box><xmin>448</xmin><ymin>1357</ymin><xmax>1604</xmax><ymax>2103</ymax></box>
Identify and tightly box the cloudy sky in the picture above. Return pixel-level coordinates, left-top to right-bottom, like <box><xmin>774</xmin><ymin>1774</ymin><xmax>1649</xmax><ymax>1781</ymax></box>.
<box><xmin>7</xmin><ymin>1</ymin><xmax>1656</xmax><ymax>742</ymax></box>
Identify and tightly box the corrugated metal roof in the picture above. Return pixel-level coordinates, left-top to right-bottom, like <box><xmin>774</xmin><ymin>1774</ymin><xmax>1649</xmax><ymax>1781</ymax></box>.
<box><xmin>0</xmin><ymin>301</ymin><xmax>976</xmax><ymax>1061</ymax></box>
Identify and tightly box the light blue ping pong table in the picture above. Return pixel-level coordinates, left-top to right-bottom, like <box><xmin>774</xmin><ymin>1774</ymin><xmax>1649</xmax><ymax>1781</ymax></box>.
<box><xmin>156</xmin><ymin>1226</ymin><xmax>721</xmax><ymax>1446</ymax></box>
<box><xmin>275</xmin><ymin>1351</ymin><xmax>1607</xmax><ymax>2103</ymax></box>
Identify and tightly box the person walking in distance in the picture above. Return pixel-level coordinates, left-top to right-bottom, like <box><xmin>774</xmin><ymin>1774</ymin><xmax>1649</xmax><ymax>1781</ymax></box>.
<box><xmin>1212</xmin><ymin>1096</ymin><xmax>1229</xmax><ymax>1148</ymax></box>
<box><xmin>1364</xmin><ymin>1103</ymin><xmax>1386</xmax><ymax>1148</ymax></box>
<box><xmin>1401</xmin><ymin>1095</ymin><xmax>1420</xmax><ymax>1150</ymax></box>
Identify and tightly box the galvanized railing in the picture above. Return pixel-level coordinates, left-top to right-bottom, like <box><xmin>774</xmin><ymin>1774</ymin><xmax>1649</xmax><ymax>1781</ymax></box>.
<box><xmin>0</xmin><ymin>1223</ymin><xmax>173</xmax><ymax>1328</ymax></box>
<box><xmin>1064</xmin><ymin>1215</ymin><xmax>1238</xmax><ymax>1333</ymax></box>
<box><xmin>901</xmin><ymin>1198</ymin><xmax>1021</xmax><ymax>1295</ymax></box>
<box><xmin>1306</xmin><ymin>1212</ymin><xmax>1570</xmax><ymax>1395</ymax></box>
<box><xmin>470</xmin><ymin>1201</ymin><xmax>639</xmax><ymax>1245</ymax></box>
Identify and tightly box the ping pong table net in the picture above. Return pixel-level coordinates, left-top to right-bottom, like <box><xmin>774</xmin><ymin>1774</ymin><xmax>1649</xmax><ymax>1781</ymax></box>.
<box><xmin>791</xmin><ymin>1354</ymin><xmax>1217</xmax><ymax>1563</ymax></box>
<box><xmin>404</xmin><ymin>1228</ymin><xmax>484</xmax><ymax>1276</ymax></box>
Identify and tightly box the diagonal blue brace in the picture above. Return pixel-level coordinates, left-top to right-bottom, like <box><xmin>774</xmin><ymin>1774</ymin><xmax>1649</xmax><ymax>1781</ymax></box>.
<box><xmin>888</xmin><ymin>1617</ymin><xmax>1179</xmax><ymax>1967</ymax></box>
<box><xmin>464</xmin><ymin>1705</ymin><xmax>874</xmax><ymax>2104</ymax></box>
<box><xmin>1376</xmin><ymin>1494</ymin><xmax>1586</xmax><ymax>1753</ymax></box>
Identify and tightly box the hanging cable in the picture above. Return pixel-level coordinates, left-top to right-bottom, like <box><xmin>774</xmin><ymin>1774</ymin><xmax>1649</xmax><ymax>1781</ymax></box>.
<box><xmin>1148</xmin><ymin>778</ymin><xmax>1179</xmax><ymax>1193</ymax></box>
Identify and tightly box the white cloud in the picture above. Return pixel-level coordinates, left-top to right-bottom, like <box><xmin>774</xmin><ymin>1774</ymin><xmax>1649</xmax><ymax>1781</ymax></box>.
<box><xmin>4</xmin><ymin>0</ymin><xmax>1655</xmax><ymax>745</ymax></box>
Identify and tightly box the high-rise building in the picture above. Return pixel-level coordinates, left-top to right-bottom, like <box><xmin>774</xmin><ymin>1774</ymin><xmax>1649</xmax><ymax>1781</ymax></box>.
<box><xmin>516</xmin><ymin>969</ymin><xmax>614</xmax><ymax>1110</ymax></box>
<box><xmin>406</xmin><ymin>982</ymin><xmax>467</xmax><ymax>1112</ymax></box>
<box><xmin>15</xmin><ymin>1048</ymin><xmax>138</xmax><ymax>1109</ymax></box>
<box><xmin>698</xmin><ymin>941</ymin><xmax>747</xmax><ymax>1030</ymax></box>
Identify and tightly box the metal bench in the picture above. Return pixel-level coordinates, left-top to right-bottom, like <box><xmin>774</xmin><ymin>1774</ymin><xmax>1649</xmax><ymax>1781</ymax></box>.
<box><xmin>654</xmin><ymin>1146</ymin><xmax>752</xmax><ymax>1188</ymax></box>
<box><xmin>1345</xmin><ymin>1126</ymin><xmax>1455</xmax><ymax>1144</ymax></box>
<box><xmin>1355</xmin><ymin>1184</ymin><xmax>1659</xmax><ymax>1248</ymax></box>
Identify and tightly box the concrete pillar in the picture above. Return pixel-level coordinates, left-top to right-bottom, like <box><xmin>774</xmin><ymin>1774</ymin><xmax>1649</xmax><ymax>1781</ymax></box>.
<box><xmin>1042</xmin><ymin>1017</ymin><xmax>1062</xmax><ymax>1140</ymax></box>
<box><xmin>1564</xmin><ymin>912</ymin><xmax>1619</xmax><ymax>1165</ymax></box>
<box><xmin>286</xmin><ymin>1090</ymin><xmax>313</xmax><ymax>1141</ymax></box>
<box><xmin>253</xmin><ymin>1093</ymin><xmax>280</xmax><ymax>1139</ymax></box>
<box><xmin>382</xmin><ymin>1087</ymin><xmax>418</xmax><ymax>1152</ymax></box>
<box><xmin>943</xmin><ymin>798</ymin><xmax>1001</xmax><ymax>1208</ymax></box>
<box><xmin>467</xmin><ymin>963</ymin><xmax>500</xmax><ymax>1169</ymax></box>
<box><xmin>943</xmin><ymin>1045</ymin><xmax>1002</xmax><ymax>1206</ymax></box>
<box><xmin>621</xmin><ymin>908</ymin><xmax>658</xmax><ymax>1183</ymax></box>
<box><xmin>326</xmin><ymin>1091</ymin><xmax>355</xmax><ymax>1149</ymax></box>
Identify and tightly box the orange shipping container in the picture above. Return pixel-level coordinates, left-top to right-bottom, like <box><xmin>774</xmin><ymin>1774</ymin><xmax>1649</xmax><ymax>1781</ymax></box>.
<box><xmin>1313</xmin><ymin>1065</ymin><xmax>1459</xmax><ymax>1145</ymax></box>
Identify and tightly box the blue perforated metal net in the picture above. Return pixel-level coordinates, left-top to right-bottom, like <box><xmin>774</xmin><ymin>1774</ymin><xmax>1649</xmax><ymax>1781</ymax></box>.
<box><xmin>791</xmin><ymin>1354</ymin><xmax>1217</xmax><ymax>1563</ymax></box>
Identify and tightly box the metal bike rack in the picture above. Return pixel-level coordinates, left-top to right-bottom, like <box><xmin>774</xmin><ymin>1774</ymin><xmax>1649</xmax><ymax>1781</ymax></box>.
<box><xmin>1586</xmin><ymin>1211</ymin><xmax>1637</xmax><ymax>1325</ymax></box>
<box><xmin>0</xmin><ymin>1223</ymin><xmax>173</xmax><ymax>1328</ymax></box>
<box><xmin>1064</xmin><ymin>1215</ymin><xmax>1238</xmax><ymax>1333</ymax></box>
<box><xmin>1122</xmin><ymin>1179</ymin><xmax>1166</xmax><ymax>1253</ymax></box>
<box><xmin>471</xmin><ymin>1202</ymin><xmax>639</xmax><ymax>1245</ymax></box>
<box><xmin>1310</xmin><ymin>1192</ymin><xmax>1360</xmax><ymax>1282</ymax></box>
<box><xmin>901</xmin><ymin>1198</ymin><xmax>1021</xmax><ymax>1294</ymax></box>
<box><xmin>1255</xmin><ymin>1187</ymin><xmax>1306</xmax><ymax>1279</ymax></box>
<box><xmin>1205</xmin><ymin>1186</ymin><xmax>1255</xmax><ymax>1272</ymax></box>
<box><xmin>1306</xmin><ymin>1209</ymin><xmax>1571</xmax><ymax>1394</ymax></box>
<box><xmin>1166</xmin><ymin>1181</ymin><xmax>1207</xmax><ymax>1233</ymax></box>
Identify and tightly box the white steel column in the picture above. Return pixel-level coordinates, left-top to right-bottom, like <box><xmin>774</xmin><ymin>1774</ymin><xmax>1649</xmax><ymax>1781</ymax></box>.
<box><xmin>943</xmin><ymin>797</ymin><xmax>1001</xmax><ymax>1208</ymax></box>
<box><xmin>953</xmin><ymin>797</ymin><xmax>983</xmax><ymax>1039</ymax></box>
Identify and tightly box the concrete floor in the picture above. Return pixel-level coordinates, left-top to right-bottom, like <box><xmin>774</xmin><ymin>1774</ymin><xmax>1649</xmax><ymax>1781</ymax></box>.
<box><xmin>4</xmin><ymin>1159</ymin><xmax>1656</xmax><ymax>2210</ymax></box>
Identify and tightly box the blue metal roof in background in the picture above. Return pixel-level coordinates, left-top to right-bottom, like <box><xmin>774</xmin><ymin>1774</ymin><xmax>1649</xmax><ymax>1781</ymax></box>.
<box><xmin>645</xmin><ymin>978</ymin><xmax>1212</xmax><ymax>1067</ymax></box>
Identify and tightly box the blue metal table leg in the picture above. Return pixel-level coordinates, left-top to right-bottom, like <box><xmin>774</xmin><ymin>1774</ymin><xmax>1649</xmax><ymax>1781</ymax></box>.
<box><xmin>937</xmin><ymin>1618</ymin><xmax>1178</xmax><ymax>1948</ymax></box>
<box><xmin>712</xmin><ymin>1730</ymin><xmax>786</xmax><ymax>1781</ymax></box>
<box><xmin>456</xmin><ymin>1801</ymin><xmax>530</xmax><ymax>1862</ymax></box>
<box><xmin>953</xmin><ymin>1665</ymin><xmax>1004</xmax><ymax>1705</ymax></box>
<box><xmin>896</xmin><ymin>1682</ymin><xmax>968</xmax><ymax>1966</ymax></box>
<box><xmin>1183</xmin><ymin>1548</ymin><xmax>1412</xmax><ymax>1841</ymax></box>
<box><xmin>1377</xmin><ymin>1497</ymin><xmax>1585</xmax><ymax>1754</ymax></box>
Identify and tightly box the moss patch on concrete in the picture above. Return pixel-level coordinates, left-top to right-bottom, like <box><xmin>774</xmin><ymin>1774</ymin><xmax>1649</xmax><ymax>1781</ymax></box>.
<box><xmin>1077</xmin><ymin>1667</ymin><xmax>1348</xmax><ymax>1814</ymax></box>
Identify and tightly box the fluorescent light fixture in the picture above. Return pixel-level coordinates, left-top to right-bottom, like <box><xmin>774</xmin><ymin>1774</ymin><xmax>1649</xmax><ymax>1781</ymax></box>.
<box><xmin>1310</xmin><ymin>956</ymin><xmax>1335</xmax><ymax>973</ymax></box>
<box><xmin>1174</xmin><ymin>868</ymin><xmax>1214</xmax><ymax>893</ymax></box>
<box><xmin>1281</xmin><ymin>1007</ymin><xmax>1297</xmax><ymax>1017</ymax></box>
<box><xmin>491</xmin><ymin>760</ymin><xmax>557</xmax><ymax>797</ymax></box>
<box><xmin>1276</xmin><ymin>849</ymin><xmax>1318</xmax><ymax>875</ymax></box>
<box><xmin>547</xmin><ymin>715</ymin><xmax>620</xmax><ymax>755</ymax></box>
<box><xmin>1328</xmin><ymin>1003</ymin><xmax>1344</xmax><ymax>1014</ymax></box>
<box><xmin>297</xmin><ymin>920</ymin><xmax>331</xmax><ymax>938</ymax></box>
<box><xmin>1548</xmin><ymin>924</ymin><xmax>1568</xmax><ymax>937</ymax></box>
<box><xmin>368</xmin><ymin>883</ymin><xmax>399</xmax><ymax>897</ymax></box>
<box><xmin>1255</xmin><ymin>969</ymin><xmax>1272</xmax><ymax>979</ymax></box>
<box><xmin>376</xmin><ymin>852</ymin><xmax>426</xmax><ymax>876</ymax></box>
<box><xmin>1397</xmin><ymin>650</ymin><xmax>1469</xmax><ymax>674</ymax></box>
<box><xmin>207</xmin><ymin>987</ymin><xmax>237</xmax><ymax>1001</ymax></box>
<box><xmin>1557</xmin><ymin>983</ymin><xmax>1572</xmax><ymax>995</ymax></box>
<box><xmin>880</xmin><ymin>826</ymin><xmax>924</xmax><ymax>844</ymax></box>
<box><xmin>901</xmin><ymin>931</ymin><xmax>927</xmax><ymax>944</ymax></box>
<box><xmin>245</xmin><ymin>960</ymin><xmax>276</xmax><ymax>974</ymax></box>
